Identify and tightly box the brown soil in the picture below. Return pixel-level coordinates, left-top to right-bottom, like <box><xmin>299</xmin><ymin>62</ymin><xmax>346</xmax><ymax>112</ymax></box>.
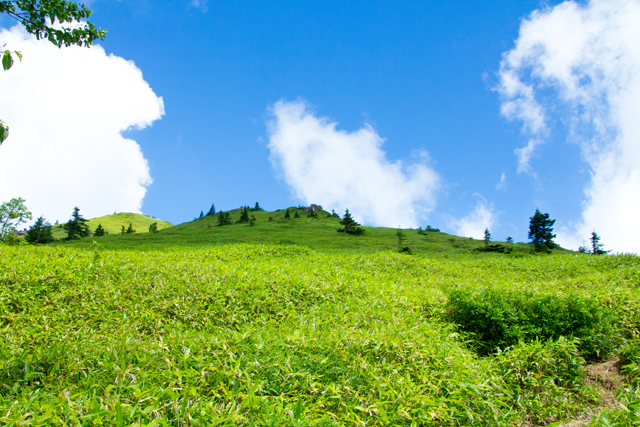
<box><xmin>556</xmin><ymin>359</ymin><xmax>625</xmax><ymax>427</ymax></box>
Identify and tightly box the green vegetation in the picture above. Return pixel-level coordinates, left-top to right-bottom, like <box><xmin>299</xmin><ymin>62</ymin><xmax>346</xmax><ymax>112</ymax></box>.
<box><xmin>56</xmin><ymin>206</ymin><xmax>547</xmax><ymax>255</ymax></box>
<box><xmin>2</xmin><ymin>204</ymin><xmax>639</xmax><ymax>424</ymax></box>
<box><xmin>1</xmin><ymin>0</ymin><xmax>106</xmax><ymax>144</ymax></box>
<box><xmin>51</xmin><ymin>212</ymin><xmax>172</xmax><ymax>240</ymax></box>
<box><xmin>24</xmin><ymin>216</ymin><xmax>54</xmax><ymax>244</ymax></box>
<box><xmin>0</xmin><ymin>197</ymin><xmax>31</xmax><ymax>240</ymax></box>
<box><xmin>1</xmin><ymin>243</ymin><xmax>639</xmax><ymax>425</ymax></box>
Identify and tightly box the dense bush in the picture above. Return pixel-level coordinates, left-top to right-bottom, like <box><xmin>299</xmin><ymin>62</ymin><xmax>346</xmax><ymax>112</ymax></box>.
<box><xmin>444</xmin><ymin>288</ymin><xmax>613</xmax><ymax>357</ymax></box>
<box><xmin>495</xmin><ymin>337</ymin><xmax>596</xmax><ymax>424</ymax></box>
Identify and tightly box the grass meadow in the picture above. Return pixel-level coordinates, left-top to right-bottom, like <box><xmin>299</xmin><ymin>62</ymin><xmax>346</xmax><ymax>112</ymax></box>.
<box><xmin>2</xmin><ymin>208</ymin><xmax>640</xmax><ymax>425</ymax></box>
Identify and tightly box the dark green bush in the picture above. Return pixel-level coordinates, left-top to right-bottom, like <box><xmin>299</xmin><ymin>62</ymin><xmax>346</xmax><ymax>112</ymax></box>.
<box><xmin>444</xmin><ymin>288</ymin><xmax>613</xmax><ymax>357</ymax></box>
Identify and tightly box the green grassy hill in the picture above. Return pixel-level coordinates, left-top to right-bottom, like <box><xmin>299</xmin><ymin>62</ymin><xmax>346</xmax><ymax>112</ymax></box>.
<box><xmin>51</xmin><ymin>212</ymin><xmax>172</xmax><ymax>239</ymax></box>
<box><xmin>59</xmin><ymin>206</ymin><xmax>557</xmax><ymax>256</ymax></box>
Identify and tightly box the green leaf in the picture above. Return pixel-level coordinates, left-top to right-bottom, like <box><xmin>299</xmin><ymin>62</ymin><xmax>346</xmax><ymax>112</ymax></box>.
<box><xmin>2</xmin><ymin>50</ymin><xmax>14</xmax><ymax>71</ymax></box>
<box><xmin>0</xmin><ymin>122</ymin><xmax>8</xmax><ymax>144</ymax></box>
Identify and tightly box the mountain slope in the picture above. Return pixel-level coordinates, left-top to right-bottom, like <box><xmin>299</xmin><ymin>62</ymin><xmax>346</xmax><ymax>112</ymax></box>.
<box><xmin>52</xmin><ymin>212</ymin><xmax>173</xmax><ymax>239</ymax></box>
<box><xmin>57</xmin><ymin>206</ymin><xmax>550</xmax><ymax>255</ymax></box>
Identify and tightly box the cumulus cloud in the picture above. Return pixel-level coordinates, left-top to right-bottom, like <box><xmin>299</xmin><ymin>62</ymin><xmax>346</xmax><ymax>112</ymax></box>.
<box><xmin>450</xmin><ymin>198</ymin><xmax>496</xmax><ymax>239</ymax></box>
<box><xmin>497</xmin><ymin>0</ymin><xmax>640</xmax><ymax>252</ymax></box>
<box><xmin>0</xmin><ymin>25</ymin><xmax>164</xmax><ymax>223</ymax></box>
<box><xmin>266</xmin><ymin>99</ymin><xmax>440</xmax><ymax>228</ymax></box>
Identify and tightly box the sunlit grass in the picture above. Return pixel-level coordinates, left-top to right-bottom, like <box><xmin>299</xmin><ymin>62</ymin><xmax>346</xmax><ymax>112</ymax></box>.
<box><xmin>1</xmin><ymin>243</ymin><xmax>638</xmax><ymax>425</ymax></box>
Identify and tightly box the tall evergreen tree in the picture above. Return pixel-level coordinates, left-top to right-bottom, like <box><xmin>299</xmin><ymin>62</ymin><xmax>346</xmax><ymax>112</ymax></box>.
<box><xmin>63</xmin><ymin>206</ymin><xmax>90</xmax><ymax>240</ymax></box>
<box><xmin>148</xmin><ymin>222</ymin><xmax>158</xmax><ymax>233</ymax></box>
<box><xmin>94</xmin><ymin>224</ymin><xmax>106</xmax><ymax>237</ymax></box>
<box><xmin>284</xmin><ymin>209</ymin><xmax>291</xmax><ymax>219</ymax></box>
<box><xmin>590</xmin><ymin>231</ymin><xmax>609</xmax><ymax>255</ymax></box>
<box><xmin>528</xmin><ymin>209</ymin><xmax>556</xmax><ymax>253</ymax></box>
<box><xmin>254</xmin><ymin>202</ymin><xmax>261</xmax><ymax>211</ymax></box>
<box><xmin>294</xmin><ymin>210</ymin><xmax>300</xmax><ymax>218</ymax></box>
<box><xmin>484</xmin><ymin>228</ymin><xmax>491</xmax><ymax>248</ymax></box>
<box><xmin>207</xmin><ymin>204</ymin><xmax>216</xmax><ymax>216</ymax></box>
<box><xmin>126</xmin><ymin>223</ymin><xmax>135</xmax><ymax>234</ymax></box>
<box><xmin>338</xmin><ymin>209</ymin><xmax>364</xmax><ymax>235</ymax></box>
<box><xmin>25</xmin><ymin>216</ymin><xmax>54</xmax><ymax>243</ymax></box>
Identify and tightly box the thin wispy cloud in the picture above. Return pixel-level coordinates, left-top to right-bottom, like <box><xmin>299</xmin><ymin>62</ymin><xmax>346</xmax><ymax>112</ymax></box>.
<box><xmin>266</xmin><ymin>99</ymin><xmax>440</xmax><ymax>228</ymax></box>
<box><xmin>189</xmin><ymin>0</ymin><xmax>208</xmax><ymax>12</ymax></box>
<box><xmin>496</xmin><ymin>172</ymin><xmax>507</xmax><ymax>191</ymax></box>
<box><xmin>497</xmin><ymin>0</ymin><xmax>640</xmax><ymax>252</ymax></box>
<box><xmin>0</xmin><ymin>25</ymin><xmax>164</xmax><ymax>222</ymax></box>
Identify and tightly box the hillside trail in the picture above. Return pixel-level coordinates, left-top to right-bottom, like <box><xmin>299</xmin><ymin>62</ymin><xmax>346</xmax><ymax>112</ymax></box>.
<box><xmin>556</xmin><ymin>359</ymin><xmax>625</xmax><ymax>427</ymax></box>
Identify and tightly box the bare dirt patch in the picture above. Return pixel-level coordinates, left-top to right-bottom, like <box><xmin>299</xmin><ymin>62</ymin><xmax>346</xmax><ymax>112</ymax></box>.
<box><xmin>557</xmin><ymin>359</ymin><xmax>625</xmax><ymax>427</ymax></box>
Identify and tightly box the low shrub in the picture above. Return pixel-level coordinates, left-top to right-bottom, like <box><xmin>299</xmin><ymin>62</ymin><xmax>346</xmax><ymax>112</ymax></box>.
<box><xmin>495</xmin><ymin>337</ymin><xmax>596</xmax><ymax>424</ymax></box>
<box><xmin>444</xmin><ymin>288</ymin><xmax>613</xmax><ymax>357</ymax></box>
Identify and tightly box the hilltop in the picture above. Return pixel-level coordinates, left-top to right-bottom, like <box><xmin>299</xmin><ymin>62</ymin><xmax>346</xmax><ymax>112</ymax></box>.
<box><xmin>51</xmin><ymin>212</ymin><xmax>173</xmax><ymax>240</ymax></box>
<box><xmin>57</xmin><ymin>205</ymin><xmax>566</xmax><ymax>255</ymax></box>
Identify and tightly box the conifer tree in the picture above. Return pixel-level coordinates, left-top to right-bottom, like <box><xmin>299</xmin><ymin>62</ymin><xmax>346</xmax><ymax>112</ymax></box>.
<box><xmin>63</xmin><ymin>206</ymin><xmax>90</xmax><ymax>240</ymax></box>
<box><xmin>484</xmin><ymin>228</ymin><xmax>491</xmax><ymax>248</ymax></box>
<box><xmin>207</xmin><ymin>204</ymin><xmax>216</xmax><ymax>216</ymax></box>
<box><xmin>284</xmin><ymin>209</ymin><xmax>291</xmax><ymax>219</ymax></box>
<box><xmin>126</xmin><ymin>223</ymin><xmax>135</xmax><ymax>234</ymax></box>
<box><xmin>590</xmin><ymin>231</ymin><xmax>609</xmax><ymax>255</ymax></box>
<box><xmin>25</xmin><ymin>216</ymin><xmax>54</xmax><ymax>243</ymax></box>
<box><xmin>254</xmin><ymin>202</ymin><xmax>261</xmax><ymax>211</ymax></box>
<box><xmin>120</xmin><ymin>225</ymin><xmax>125</xmax><ymax>234</ymax></box>
<box><xmin>199</xmin><ymin>211</ymin><xmax>204</xmax><ymax>218</ymax></box>
<box><xmin>238</xmin><ymin>206</ymin><xmax>250</xmax><ymax>223</ymax></box>
<box><xmin>148</xmin><ymin>222</ymin><xmax>158</xmax><ymax>233</ymax></box>
<box><xmin>294</xmin><ymin>210</ymin><xmax>300</xmax><ymax>218</ymax></box>
<box><xmin>528</xmin><ymin>209</ymin><xmax>556</xmax><ymax>253</ymax></box>
<box><xmin>217</xmin><ymin>211</ymin><xmax>231</xmax><ymax>226</ymax></box>
<box><xmin>337</xmin><ymin>209</ymin><xmax>364</xmax><ymax>235</ymax></box>
<box><xmin>94</xmin><ymin>224</ymin><xmax>106</xmax><ymax>237</ymax></box>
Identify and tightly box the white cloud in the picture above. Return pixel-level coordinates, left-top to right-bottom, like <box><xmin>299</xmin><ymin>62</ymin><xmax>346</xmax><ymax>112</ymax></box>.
<box><xmin>189</xmin><ymin>0</ymin><xmax>208</xmax><ymax>12</ymax></box>
<box><xmin>266</xmin><ymin>99</ymin><xmax>440</xmax><ymax>228</ymax></box>
<box><xmin>449</xmin><ymin>198</ymin><xmax>496</xmax><ymax>240</ymax></box>
<box><xmin>497</xmin><ymin>0</ymin><xmax>640</xmax><ymax>253</ymax></box>
<box><xmin>0</xmin><ymin>25</ymin><xmax>164</xmax><ymax>223</ymax></box>
<box><xmin>496</xmin><ymin>172</ymin><xmax>507</xmax><ymax>191</ymax></box>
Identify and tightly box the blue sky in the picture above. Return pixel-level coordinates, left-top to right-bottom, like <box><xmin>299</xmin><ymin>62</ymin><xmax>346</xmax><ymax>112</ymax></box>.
<box><xmin>2</xmin><ymin>0</ymin><xmax>639</xmax><ymax>252</ymax></box>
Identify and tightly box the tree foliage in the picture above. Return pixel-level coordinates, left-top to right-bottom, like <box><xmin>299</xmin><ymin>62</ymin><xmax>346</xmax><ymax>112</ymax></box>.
<box><xmin>206</xmin><ymin>204</ymin><xmax>216</xmax><ymax>216</ymax></box>
<box><xmin>63</xmin><ymin>206</ymin><xmax>90</xmax><ymax>240</ymax></box>
<box><xmin>25</xmin><ymin>215</ymin><xmax>54</xmax><ymax>243</ymax></box>
<box><xmin>1</xmin><ymin>0</ymin><xmax>106</xmax><ymax>144</ymax></box>
<box><xmin>483</xmin><ymin>228</ymin><xmax>491</xmax><ymax>248</ymax></box>
<box><xmin>217</xmin><ymin>211</ymin><xmax>231</xmax><ymax>226</ymax></box>
<box><xmin>237</xmin><ymin>207</ymin><xmax>250</xmax><ymax>223</ymax></box>
<box><xmin>126</xmin><ymin>223</ymin><xmax>135</xmax><ymax>234</ymax></box>
<box><xmin>0</xmin><ymin>197</ymin><xmax>32</xmax><ymax>240</ymax></box>
<box><xmin>94</xmin><ymin>223</ymin><xmax>106</xmax><ymax>237</ymax></box>
<box><xmin>148</xmin><ymin>222</ymin><xmax>158</xmax><ymax>234</ymax></box>
<box><xmin>590</xmin><ymin>231</ymin><xmax>609</xmax><ymax>255</ymax></box>
<box><xmin>0</xmin><ymin>1</ymin><xmax>106</xmax><ymax>48</ymax></box>
<box><xmin>528</xmin><ymin>209</ymin><xmax>556</xmax><ymax>253</ymax></box>
<box><xmin>337</xmin><ymin>209</ymin><xmax>364</xmax><ymax>235</ymax></box>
